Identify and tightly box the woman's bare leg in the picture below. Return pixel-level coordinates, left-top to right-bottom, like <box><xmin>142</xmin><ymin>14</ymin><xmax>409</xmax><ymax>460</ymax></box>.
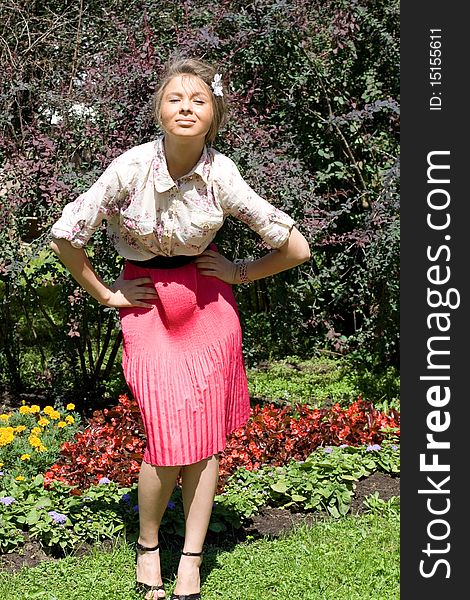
<box><xmin>172</xmin><ymin>454</ymin><xmax>220</xmax><ymax>596</ymax></box>
<box><xmin>137</xmin><ymin>460</ymin><xmax>181</xmax><ymax>599</ymax></box>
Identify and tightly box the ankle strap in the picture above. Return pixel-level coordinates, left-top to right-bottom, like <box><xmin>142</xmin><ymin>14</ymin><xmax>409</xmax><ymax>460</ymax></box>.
<box><xmin>136</xmin><ymin>541</ymin><xmax>160</xmax><ymax>552</ymax></box>
<box><xmin>182</xmin><ymin>550</ymin><xmax>203</xmax><ymax>556</ymax></box>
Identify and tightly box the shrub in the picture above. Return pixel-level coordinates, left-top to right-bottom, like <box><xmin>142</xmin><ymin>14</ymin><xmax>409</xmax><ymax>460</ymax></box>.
<box><xmin>247</xmin><ymin>355</ymin><xmax>358</xmax><ymax>407</ymax></box>
<box><xmin>0</xmin><ymin>0</ymin><xmax>399</xmax><ymax>396</ymax></box>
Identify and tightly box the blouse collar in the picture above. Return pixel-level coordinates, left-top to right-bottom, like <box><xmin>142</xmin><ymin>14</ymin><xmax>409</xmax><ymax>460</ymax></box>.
<box><xmin>153</xmin><ymin>136</ymin><xmax>211</xmax><ymax>192</ymax></box>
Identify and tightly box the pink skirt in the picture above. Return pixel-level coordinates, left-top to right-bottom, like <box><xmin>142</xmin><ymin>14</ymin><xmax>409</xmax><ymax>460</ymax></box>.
<box><xmin>118</xmin><ymin>258</ymin><xmax>250</xmax><ymax>466</ymax></box>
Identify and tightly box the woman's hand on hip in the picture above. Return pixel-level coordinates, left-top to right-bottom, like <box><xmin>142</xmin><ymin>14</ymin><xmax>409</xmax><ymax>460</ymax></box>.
<box><xmin>107</xmin><ymin>272</ymin><xmax>159</xmax><ymax>308</ymax></box>
<box><xmin>194</xmin><ymin>249</ymin><xmax>238</xmax><ymax>284</ymax></box>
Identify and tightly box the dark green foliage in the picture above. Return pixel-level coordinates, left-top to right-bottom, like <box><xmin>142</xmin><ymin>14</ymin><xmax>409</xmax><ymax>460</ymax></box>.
<box><xmin>0</xmin><ymin>0</ymin><xmax>399</xmax><ymax>396</ymax></box>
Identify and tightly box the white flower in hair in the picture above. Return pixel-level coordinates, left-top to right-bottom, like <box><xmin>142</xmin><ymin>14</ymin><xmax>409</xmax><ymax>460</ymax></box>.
<box><xmin>211</xmin><ymin>73</ymin><xmax>223</xmax><ymax>97</ymax></box>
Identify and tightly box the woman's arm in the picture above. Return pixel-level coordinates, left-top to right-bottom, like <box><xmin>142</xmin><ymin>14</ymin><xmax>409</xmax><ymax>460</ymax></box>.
<box><xmin>238</xmin><ymin>226</ymin><xmax>310</xmax><ymax>282</ymax></box>
<box><xmin>194</xmin><ymin>226</ymin><xmax>311</xmax><ymax>284</ymax></box>
<box><xmin>49</xmin><ymin>238</ymin><xmax>158</xmax><ymax>308</ymax></box>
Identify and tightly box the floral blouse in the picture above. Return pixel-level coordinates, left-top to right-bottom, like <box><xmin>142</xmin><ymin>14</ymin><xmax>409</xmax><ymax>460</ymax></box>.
<box><xmin>50</xmin><ymin>136</ymin><xmax>295</xmax><ymax>260</ymax></box>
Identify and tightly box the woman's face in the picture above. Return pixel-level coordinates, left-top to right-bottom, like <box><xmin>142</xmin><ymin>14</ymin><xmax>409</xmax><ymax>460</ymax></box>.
<box><xmin>159</xmin><ymin>75</ymin><xmax>214</xmax><ymax>142</ymax></box>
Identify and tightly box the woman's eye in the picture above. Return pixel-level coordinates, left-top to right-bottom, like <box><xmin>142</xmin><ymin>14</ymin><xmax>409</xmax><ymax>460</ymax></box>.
<box><xmin>194</xmin><ymin>100</ymin><xmax>205</xmax><ymax>105</ymax></box>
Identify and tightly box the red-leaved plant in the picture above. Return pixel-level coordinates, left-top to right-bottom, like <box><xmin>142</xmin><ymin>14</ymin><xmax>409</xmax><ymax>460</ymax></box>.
<box><xmin>43</xmin><ymin>394</ymin><xmax>145</xmax><ymax>490</ymax></box>
<box><xmin>44</xmin><ymin>394</ymin><xmax>399</xmax><ymax>492</ymax></box>
<box><xmin>218</xmin><ymin>399</ymin><xmax>399</xmax><ymax>486</ymax></box>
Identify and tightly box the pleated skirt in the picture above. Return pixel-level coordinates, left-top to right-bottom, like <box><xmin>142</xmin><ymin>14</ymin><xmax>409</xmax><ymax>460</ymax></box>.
<box><xmin>118</xmin><ymin>258</ymin><xmax>250</xmax><ymax>466</ymax></box>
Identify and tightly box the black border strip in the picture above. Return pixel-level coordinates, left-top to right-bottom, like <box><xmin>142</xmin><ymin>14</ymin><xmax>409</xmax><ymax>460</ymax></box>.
<box><xmin>401</xmin><ymin>3</ymin><xmax>467</xmax><ymax>597</ymax></box>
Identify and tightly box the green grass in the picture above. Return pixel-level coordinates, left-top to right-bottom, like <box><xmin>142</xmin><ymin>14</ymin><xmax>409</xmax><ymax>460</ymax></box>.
<box><xmin>247</xmin><ymin>356</ymin><xmax>357</xmax><ymax>407</ymax></box>
<box><xmin>246</xmin><ymin>355</ymin><xmax>400</xmax><ymax>410</ymax></box>
<box><xmin>0</xmin><ymin>514</ymin><xmax>399</xmax><ymax>600</ymax></box>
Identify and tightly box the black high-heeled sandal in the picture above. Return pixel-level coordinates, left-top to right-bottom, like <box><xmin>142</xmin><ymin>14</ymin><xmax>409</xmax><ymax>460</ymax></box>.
<box><xmin>170</xmin><ymin>550</ymin><xmax>203</xmax><ymax>600</ymax></box>
<box><xmin>135</xmin><ymin>541</ymin><xmax>166</xmax><ymax>599</ymax></box>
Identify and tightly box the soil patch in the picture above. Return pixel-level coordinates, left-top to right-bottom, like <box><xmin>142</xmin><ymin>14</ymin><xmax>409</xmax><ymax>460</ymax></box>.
<box><xmin>245</xmin><ymin>471</ymin><xmax>400</xmax><ymax>537</ymax></box>
<box><xmin>0</xmin><ymin>534</ymin><xmax>52</xmax><ymax>573</ymax></box>
<box><xmin>349</xmin><ymin>471</ymin><xmax>400</xmax><ymax>516</ymax></box>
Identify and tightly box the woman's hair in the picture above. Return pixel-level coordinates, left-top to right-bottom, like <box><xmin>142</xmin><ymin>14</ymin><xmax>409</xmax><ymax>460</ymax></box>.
<box><xmin>152</xmin><ymin>57</ymin><xmax>228</xmax><ymax>145</ymax></box>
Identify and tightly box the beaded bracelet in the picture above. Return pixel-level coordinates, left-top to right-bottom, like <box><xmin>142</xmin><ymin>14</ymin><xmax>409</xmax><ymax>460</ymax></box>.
<box><xmin>238</xmin><ymin>261</ymin><xmax>252</xmax><ymax>285</ymax></box>
<box><xmin>234</xmin><ymin>259</ymin><xmax>252</xmax><ymax>286</ymax></box>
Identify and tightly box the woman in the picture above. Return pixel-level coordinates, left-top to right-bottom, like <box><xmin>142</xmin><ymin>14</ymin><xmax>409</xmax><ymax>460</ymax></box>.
<box><xmin>50</xmin><ymin>57</ymin><xmax>310</xmax><ymax>600</ymax></box>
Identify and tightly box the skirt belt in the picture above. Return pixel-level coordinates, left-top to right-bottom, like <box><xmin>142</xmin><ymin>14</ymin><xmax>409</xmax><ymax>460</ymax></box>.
<box><xmin>128</xmin><ymin>253</ymin><xmax>200</xmax><ymax>269</ymax></box>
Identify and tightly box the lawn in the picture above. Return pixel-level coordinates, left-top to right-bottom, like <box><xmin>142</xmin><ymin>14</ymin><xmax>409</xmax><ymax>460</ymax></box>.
<box><xmin>0</xmin><ymin>514</ymin><xmax>399</xmax><ymax>600</ymax></box>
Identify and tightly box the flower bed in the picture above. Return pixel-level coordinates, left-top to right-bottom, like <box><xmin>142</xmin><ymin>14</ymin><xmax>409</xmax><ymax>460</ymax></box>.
<box><xmin>0</xmin><ymin>402</ymin><xmax>81</xmax><ymax>481</ymax></box>
<box><xmin>0</xmin><ymin>394</ymin><xmax>400</xmax><ymax>555</ymax></box>
<box><xmin>41</xmin><ymin>394</ymin><xmax>399</xmax><ymax>491</ymax></box>
<box><xmin>43</xmin><ymin>395</ymin><xmax>144</xmax><ymax>489</ymax></box>
<box><xmin>219</xmin><ymin>398</ymin><xmax>399</xmax><ymax>485</ymax></box>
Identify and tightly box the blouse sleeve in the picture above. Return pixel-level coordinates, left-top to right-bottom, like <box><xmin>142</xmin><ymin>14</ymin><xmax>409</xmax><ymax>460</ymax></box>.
<box><xmin>213</xmin><ymin>154</ymin><xmax>295</xmax><ymax>249</ymax></box>
<box><xmin>50</xmin><ymin>158</ymin><xmax>126</xmax><ymax>248</ymax></box>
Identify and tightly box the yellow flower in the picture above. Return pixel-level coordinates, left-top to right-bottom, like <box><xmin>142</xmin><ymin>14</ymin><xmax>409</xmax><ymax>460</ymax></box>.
<box><xmin>31</xmin><ymin>427</ymin><xmax>41</xmax><ymax>435</ymax></box>
<box><xmin>15</xmin><ymin>476</ymin><xmax>25</xmax><ymax>481</ymax></box>
<box><xmin>43</xmin><ymin>406</ymin><xmax>54</xmax><ymax>416</ymax></box>
<box><xmin>65</xmin><ymin>416</ymin><xmax>75</xmax><ymax>425</ymax></box>
<box><xmin>49</xmin><ymin>410</ymin><xmax>61</xmax><ymax>420</ymax></box>
<box><xmin>0</xmin><ymin>427</ymin><xmax>15</xmax><ymax>447</ymax></box>
<box><xmin>20</xmin><ymin>454</ymin><xmax>31</xmax><ymax>461</ymax></box>
<box><xmin>37</xmin><ymin>444</ymin><xmax>47</xmax><ymax>452</ymax></box>
<box><xmin>38</xmin><ymin>418</ymin><xmax>49</xmax><ymax>427</ymax></box>
<box><xmin>0</xmin><ymin>462</ymin><xmax>3</xmax><ymax>467</ymax></box>
<box><xmin>66</xmin><ymin>403</ymin><xmax>75</xmax><ymax>411</ymax></box>
<box><xmin>30</xmin><ymin>405</ymin><xmax>40</xmax><ymax>414</ymax></box>
<box><xmin>19</xmin><ymin>406</ymin><xmax>31</xmax><ymax>415</ymax></box>
<box><xmin>15</xmin><ymin>425</ymin><xmax>26</xmax><ymax>433</ymax></box>
<box><xmin>28</xmin><ymin>435</ymin><xmax>41</xmax><ymax>448</ymax></box>
<box><xmin>0</xmin><ymin>414</ymin><xmax>9</xmax><ymax>421</ymax></box>
<box><xmin>57</xmin><ymin>421</ymin><xmax>67</xmax><ymax>428</ymax></box>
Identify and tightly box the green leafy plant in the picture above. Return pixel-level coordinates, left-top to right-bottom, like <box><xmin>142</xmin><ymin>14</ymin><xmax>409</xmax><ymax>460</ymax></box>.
<box><xmin>0</xmin><ymin>474</ymin><xmax>137</xmax><ymax>554</ymax></box>
<box><xmin>216</xmin><ymin>443</ymin><xmax>400</xmax><ymax>520</ymax></box>
<box><xmin>363</xmin><ymin>492</ymin><xmax>400</xmax><ymax>517</ymax></box>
